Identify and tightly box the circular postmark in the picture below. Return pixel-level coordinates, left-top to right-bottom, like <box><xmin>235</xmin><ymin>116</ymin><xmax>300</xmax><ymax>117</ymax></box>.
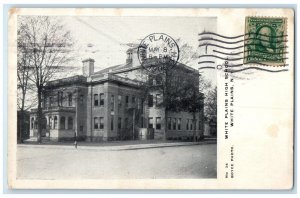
<box><xmin>138</xmin><ymin>33</ymin><xmax>179</xmax><ymax>73</ymax></box>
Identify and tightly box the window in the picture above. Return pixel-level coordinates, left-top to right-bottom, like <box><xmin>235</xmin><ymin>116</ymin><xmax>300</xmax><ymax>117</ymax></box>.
<box><xmin>31</xmin><ymin>117</ymin><xmax>34</xmax><ymax>129</ymax></box>
<box><xmin>60</xmin><ymin>116</ymin><xmax>65</xmax><ymax>129</ymax></box>
<box><xmin>199</xmin><ymin>120</ymin><xmax>201</xmax><ymax>130</ymax></box>
<box><xmin>141</xmin><ymin>117</ymin><xmax>144</xmax><ymax>128</ymax></box>
<box><xmin>100</xmin><ymin>117</ymin><xmax>104</xmax><ymax>129</ymax></box>
<box><xmin>156</xmin><ymin>75</ymin><xmax>162</xmax><ymax>85</ymax></box>
<box><xmin>148</xmin><ymin>117</ymin><xmax>153</xmax><ymax>128</ymax></box>
<box><xmin>190</xmin><ymin>120</ymin><xmax>193</xmax><ymax>130</ymax></box>
<box><xmin>94</xmin><ymin>117</ymin><xmax>104</xmax><ymax>129</ymax></box>
<box><xmin>111</xmin><ymin>116</ymin><xmax>114</xmax><ymax>130</ymax></box>
<box><xmin>186</xmin><ymin>119</ymin><xmax>189</xmax><ymax>130</ymax></box>
<box><xmin>168</xmin><ymin>117</ymin><xmax>171</xmax><ymax>130</ymax></box>
<box><xmin>194</xmin><ymin>120</ymin><xmax>197</xmax><ymax>130</ymax></box>
<box><xmin>125</xmin><ymin>118</ymin><xmax>128</xmax><ymax>129</ymax></box>
<box><xmin>125</xmin><ymin>95</ymin><xmax>129</xmax><ymax>107</ymax></box>
<box><xmin>141</xmin><ymin>99</ymin><xmax>144</xmax><ymax>113</ymax></box>
<box><xmin>80</xmin><ymin>125</ymin><xmax>83</xmax><ymax>131</ymax></box>
<box><xmin>49</xmin><ymin>97</ymin><xmax>53</xmax><ymax>107</ymax></box>
<box><xmin>68</xmin><ymin>117</ymin><xmax>73</xmax><ymax>129</ymax></box>
<box><xmin>68</xmin><ymin>94</ymin><xmax>73</xmax><ymax>106</ymax></box>
<box><xmin>58</xmin><ymin>91</ymin><xmax>63</xmax><ymax>106</ymax></box>
<box><xmin>156</xmin><ymin>94</ymin><xmax>161</xmax><ymax>106</ymax></box>
<box><xmin>118</xmin><ymin>117</ymin><xmax>122</xmax><ymax>129</ymax></box>
<box><xmin>54</xmin><ymin>116</ymin><xmax>58</xmax><ymax>129</ymax></box>
<box><xmin>173</xmin><ymin>118</ymin><xmax>177</xmax><ymax>130</ymax></box>
<box><xmin>132</xmin><ymin>96</ymin><xmax>136</xmax><ymax>104</ymax></box>
<box><xmin>42</xmin><ymin>118</ymin><xmax>46</xmax><ymax>129</ymax></box>
<box><xmin>156</xmin><ymin>117</ymin><xmax>161</xmax><ymax>130</ymax></box>
<box><xmin>148</xmin><ymin>95</ymin><xmax>153</xmax><ymax>107</ymax></box>
<box><xmin>100</xmin><ymin>93</ymin><xmax>104</xmax><ymax>106</ymax></box>
<box><xmin>178</xmin><ymin>118</ymin><xmax>181</xmax><ymax>130</ymax></box>
<box><xmin>118</xmin><ymin>95</ymin><xmax>122</xmax><ymax>106</ymax></box>
<box><xmin>94</xmin><ymin>117</ymin><xmax>99</xmax><ymax>129</ymax></box>
<box><xmin>79</xmin><ymin>95</ymin><xmax>84</xmax><ymax>104</ymax></box>
<box><xmin>137</xmin><ymin>98</ymin><xmax>140</xmax><ymax>109</ymax></box>
<box><xmin>94</xmin><ymin>94</ymin><xmax>99</xmax><ymax>106</ymax></box>
<box><xmin>149</xmin><ymin>76</ymin><xmax>154</xmax><ymax>86</ymax></box>
<box><xmin>49</xmin><ymin>117</ymin><xmax>52</xmax><ymax>129</ymax></box>
<box><xmin>111</xmin><ymin>95</ymin><xmax>115</xmax><ymax>111</ymax></box>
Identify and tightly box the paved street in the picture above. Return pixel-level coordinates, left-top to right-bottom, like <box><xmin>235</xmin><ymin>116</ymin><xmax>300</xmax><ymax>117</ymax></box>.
<box><xmin>17</xmin><ymin>144</ymin><xmax>217</xmax><ymax>179</ymax></box>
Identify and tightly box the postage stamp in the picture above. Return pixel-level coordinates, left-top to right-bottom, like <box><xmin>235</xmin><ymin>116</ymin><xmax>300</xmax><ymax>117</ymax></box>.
<box><xmin>243</xmin><ymin>17</ymin><xmax>287</xmax><ymax>66</ymax></box>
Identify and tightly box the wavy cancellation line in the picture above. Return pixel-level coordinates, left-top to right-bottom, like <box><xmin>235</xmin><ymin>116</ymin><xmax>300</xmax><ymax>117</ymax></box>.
<box><xmin>198</xmin><ymin>37</ymin><xmax>288</xmax><ymax>45</ymax></box>
<box><xmin>227</xmin><ymin>67</ymin><xmax>289</xmax><ymax>73</ymax></box>
<box><xmin>198</xmin><ymin>66</ymin><xmax>216</xmax><ymax>70</ymax></box>
<box><xmin>212</xmin><ymin>50</ymin><xmax>288</xmax><ymax>56</ymax></box>
<box><xmin>227</xmin><ymin>62</ymin><xmax>289</xmax><ymax>67</ymax></box>
<box><xmin>198</xmin><ymin>31</ymin><xmax>288</xmax><ymax>39</ymax></box>
<box><xmin>198</xmin><ymin>61</ymin><xmax>215</xmax><ymax>64</ymax></box>
<box><xmin>198</xmin><ymin>66</ymin><xmax>289</xmax><ymax>72</ymax></box>
<box><xmin>198</xmin><ymin>60</ymin><xmax>289</xmax><ymax>67</ymax></box>
<box><xmin>199</xmin><ymin>43</ymin><xmax>288</xmax><ymax>50</ymax></box>
<box><xmin>198</xmin><ymin>54</ymin><xmax>288</xmax><ymax>61</ymax></box>
<box><xmin>198</xmin><ymin>62</ymin><xmax>289</xmax><ymax>67</ymax></box>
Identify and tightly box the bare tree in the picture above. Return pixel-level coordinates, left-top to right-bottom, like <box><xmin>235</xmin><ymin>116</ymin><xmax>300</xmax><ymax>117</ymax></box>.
<box><xmin>17</xmin><ymin>28</ymin><xmax>33</xmax><ymax>143</ymax></box>
<box><xmin>17</xmin><ymin>16</ymin><xmax>74</xmax><ymax>143</ymax></box>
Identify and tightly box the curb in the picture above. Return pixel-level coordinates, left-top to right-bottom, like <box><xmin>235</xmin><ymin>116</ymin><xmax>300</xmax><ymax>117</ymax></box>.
<box><xmin>18</xmin><ymin>140</ymin><xmax>217</xmax><ymax>151</ymax></box>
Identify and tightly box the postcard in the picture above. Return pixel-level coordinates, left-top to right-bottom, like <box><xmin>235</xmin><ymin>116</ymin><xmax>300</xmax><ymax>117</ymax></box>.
<box><xmin>7</xmin><ymin>8</ymin><xmax>294</xmax><ymax>189</ymax></box>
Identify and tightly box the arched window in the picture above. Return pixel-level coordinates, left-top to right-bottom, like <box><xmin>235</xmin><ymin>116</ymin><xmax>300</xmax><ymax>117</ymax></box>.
<box><xmin>54</xmin><ymin>116</ymin><xmax>58</xmax><ymax>129</ymax></box>
<box><xmin>60</xmin><ymin>116</ymin><xmax>66</xmax><ymax>129</ymax></box>
<box><xmin>68</xmin><ymin>117</ymin><xmax>73</xmax><ymax>130</ymax></box>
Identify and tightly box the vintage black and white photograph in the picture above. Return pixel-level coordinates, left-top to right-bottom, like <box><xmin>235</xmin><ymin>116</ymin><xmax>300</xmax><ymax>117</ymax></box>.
<box><xmin>15</xmin><ymin>14</ymin><xmax>218</xmax><ymax>180</ymax></box>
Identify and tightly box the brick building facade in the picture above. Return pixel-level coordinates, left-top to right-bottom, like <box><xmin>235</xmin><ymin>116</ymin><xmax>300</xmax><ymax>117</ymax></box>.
<box><xmin>30</xmin><ymin>48</ymin><xmax>204</xmax><ymax>142</ymax></box>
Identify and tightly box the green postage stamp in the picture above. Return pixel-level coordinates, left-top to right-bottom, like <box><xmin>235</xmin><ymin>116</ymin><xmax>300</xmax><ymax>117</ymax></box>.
<box><xmin>244</xmin><ymin>17</ymin><xmax>287</xmax><ymax>66</ymax></box>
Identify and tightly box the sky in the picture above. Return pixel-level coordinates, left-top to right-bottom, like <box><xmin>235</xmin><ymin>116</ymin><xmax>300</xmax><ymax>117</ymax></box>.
<box><xmin>60</xmin><ymin>16</ymin><xmax>217</xmax><ymax>85</ymax></box>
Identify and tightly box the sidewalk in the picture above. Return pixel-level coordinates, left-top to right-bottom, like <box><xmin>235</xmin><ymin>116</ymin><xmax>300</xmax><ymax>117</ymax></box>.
<box><xmin>19</xmin><ymin>138</ymin><xmax>217</xmax><ymax>151</ymax></box>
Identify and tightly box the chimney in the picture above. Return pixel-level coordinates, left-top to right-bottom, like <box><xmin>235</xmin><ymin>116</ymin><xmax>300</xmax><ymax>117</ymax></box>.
<box><xmin>126</xmin><ymin>48</ymin><xmax>139</xmax><ymax>67</ymax></box>
<box><xmin>82</xmin><ymin>58</ymin><xmax>95</xmax><ymax>77</ymax></box>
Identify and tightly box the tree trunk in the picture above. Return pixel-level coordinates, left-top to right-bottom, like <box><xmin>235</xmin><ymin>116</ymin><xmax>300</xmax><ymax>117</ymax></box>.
<box><xmin>37</xmin><ymin>88</ymin><xmax>43</xmax><ymax>143</ymax></box>
<box><xmin>163</xmin><ymin>68</ymin><xmax>169</xmax><ymax>141</ymax></box>
<box><xmin>164</xmin><ymin>108</ymin><xmax>168</xmax><ymax>140</ymax></box>
<box><xmin>18</xmin><ymin>88</ymin><xmax>27</xmax><ymax>144</ymax></box>
<box><xmin>192</xmin><ymin>111</ymin><xmax>196</xmax><ymax>142</ymax></box>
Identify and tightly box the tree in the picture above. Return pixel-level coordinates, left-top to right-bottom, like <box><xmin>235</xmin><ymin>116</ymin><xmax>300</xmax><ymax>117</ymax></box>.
<box><xmin>17</xmin><ymin>16</ymin><xmax>74</xmax><ymax>143</ymax></box>
<box><xmin>138</xmin><ymin>57</ymin><xmax>203</xmax><ymax>141</ymax></box>
<box><xmin>205</xmin><ymin>86</ymin><xmax>217</xmax><ymax>120</ymax></box>
<box><xmin>164</xmin><ymin>65</ymin><xmax>204</xmax><ymax>141</ymax></box>
<box><xmin>17</xmin><ymin>28</ymin><xmax>33</xmax><ymax>143</ymax></box>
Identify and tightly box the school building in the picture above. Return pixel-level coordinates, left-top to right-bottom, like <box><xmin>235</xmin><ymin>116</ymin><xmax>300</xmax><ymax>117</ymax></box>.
<box><xmin>29</xmin><ymin>47</ymin><xmax>204</xmax><ymax>141</ymax></box>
